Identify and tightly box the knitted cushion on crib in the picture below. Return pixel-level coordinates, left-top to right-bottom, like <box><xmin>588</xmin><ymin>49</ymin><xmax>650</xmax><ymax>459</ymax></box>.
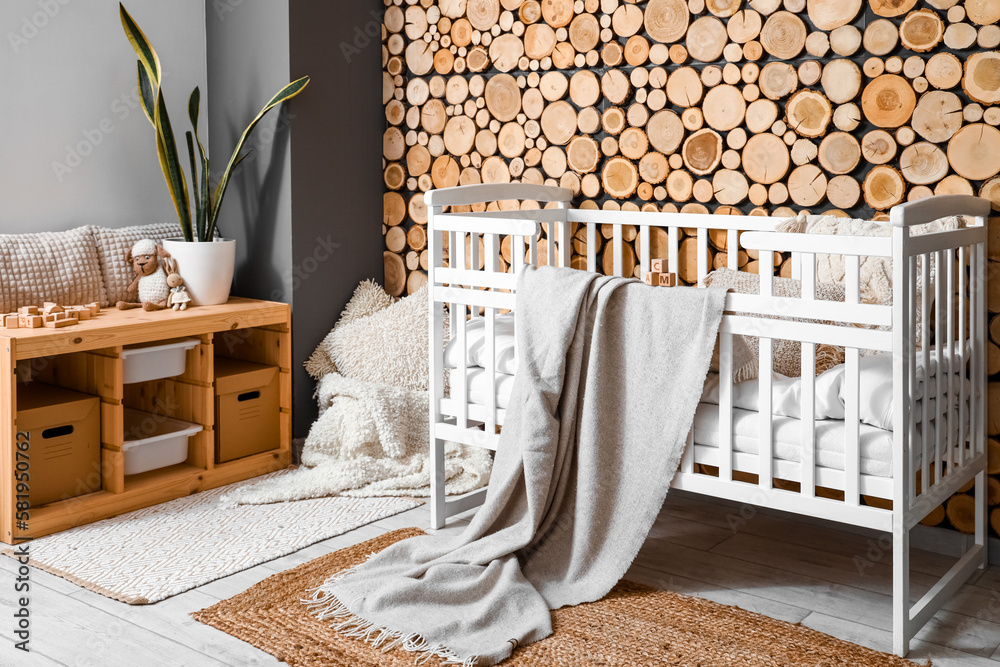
<box><xmin>0</xmin><ymin>227</ymin><xmax>107</xmax><ymax>312</ymax></box>
<box><xmin>775</xmin><ymin>213</ymin><xmax>966</xmax><ymax>349</ymax></box>
<box><xmin>327</xmin><ymin>286</ymin><xmax>429</xmax><ymax>391</ymax></box>
<box><xmin>91</xmin><ymin>222</ymin><xmax>184</xmax><ymax>306</ymax></box>
<box><xmin>304</xmin><ymin>280</ymin><xmax>394</xmax><ymax>381</ymax></box>
<box><xmin>703</xmin><ymin>269</ymin><xmax>847</xmax><ymax>379</ymax></box>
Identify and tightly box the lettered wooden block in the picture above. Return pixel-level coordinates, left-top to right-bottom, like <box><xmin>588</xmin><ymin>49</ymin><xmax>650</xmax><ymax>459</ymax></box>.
<box><xmin>21</xmin><ymin>315</ymin><xmax>42</xmax><ymax>328</ymax></box>
<box><xmin>644</xmin><ymin>271</ymin><xmax>660</xmax><ymax>286</ymax></box>
<box><xmin>658</xmin><ymin>272</ymin><xmax>677</xmax><ymax>287</ymax></box>
<box><xmin>5</xmin><ymin>315</ymin><xmax>19</xmax><ymax>329</ymax></box>
<box><xmin>651</xmin><ymin>258</ymin><xmax>668</xmax><ymax>273</ymax></box>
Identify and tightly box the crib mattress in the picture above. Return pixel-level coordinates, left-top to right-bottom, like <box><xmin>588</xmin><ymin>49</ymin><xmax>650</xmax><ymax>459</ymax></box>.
<box><xmin>449</xmin><ymin>368</ymin><xmax>968</xmax><ymax>480</ymax></box>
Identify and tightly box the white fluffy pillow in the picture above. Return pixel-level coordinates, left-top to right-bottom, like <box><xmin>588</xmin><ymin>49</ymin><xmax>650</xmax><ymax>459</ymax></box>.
<box><xmin>304</xmin><ymin>280</ymin><xmax>394</xmax><ymax>380</ymax></box>
<box><xmin>328</xmin><ymin>286</ymin><xmax>429</xmax><ymax>391</ymax></box>
<box><xmin>0</xmin><ymin>227</ymin><xmax>107</xmax><ymax>311</ymax></box>
<box><xmin>91</xmin><ymin>222</ymin><xmax>183</xmax><ymax>305</ymax></box>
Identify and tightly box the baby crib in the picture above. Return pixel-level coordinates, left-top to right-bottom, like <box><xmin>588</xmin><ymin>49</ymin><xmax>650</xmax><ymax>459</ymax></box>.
<box><xmin>425</xmin><ymin>182</ymin><xmax>991</xmax><ymax>656</ymax></box>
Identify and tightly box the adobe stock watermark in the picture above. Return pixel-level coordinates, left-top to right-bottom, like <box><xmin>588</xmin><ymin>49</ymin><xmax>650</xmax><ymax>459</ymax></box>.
<box><xmin>8</xmin><ymin>0</ymin><xmax>73</xmax><ymax>55</ymax></box>
<box><xmin>269</xmin><ymin>235</ymin><xmax>342</xmax><ymax>303</ymax></box>
<box><xmin>51</xmin><ymin>74</ymin><xmax>173</xmax><ymax>183</ymax></box>
<box><xmin>341</xmin><ymin>9</ymin><xmax>385</xmax><ymax>63</ymax></box>
<box><xmin>210</xmin><ymin>0</ymin><xmax>244</xmax><ymax>21</ymax></box>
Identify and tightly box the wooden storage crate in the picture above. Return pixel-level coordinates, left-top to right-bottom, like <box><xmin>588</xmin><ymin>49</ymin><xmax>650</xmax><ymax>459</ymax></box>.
<box><xmin>0</xmin><ymin>298</ymin><xmax>292</xmax><ymax>544</ymax></box>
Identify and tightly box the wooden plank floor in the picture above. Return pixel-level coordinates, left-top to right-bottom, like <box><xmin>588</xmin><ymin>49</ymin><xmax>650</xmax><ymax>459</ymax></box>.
<box><xmin>4</xmin><ymin>490</ymin><xmax>1000</xmax><ymax>666</ymax></box>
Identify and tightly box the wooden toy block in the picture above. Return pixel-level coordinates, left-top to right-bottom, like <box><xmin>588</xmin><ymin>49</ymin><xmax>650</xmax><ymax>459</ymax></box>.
<box><xmin>651</xmin><ymin>258</ymin><xmax>668</xmax><ymax>273</ymax></box>
<box><xmin>18</xmin><ymin>306</ymin><xmax>39</xmax><ymax>316</ymax></box>
<box><xmin>54</xmin><ymin>311</ymin><xmax>68</xmax><ymax>321</ymax></box>
<box><xmin>19</xmin><ymin>315</ymin><xmax>42</xmax><ymax>328</ymax></box>
<box><xmin>42</xmin><ymin>303</ymin><xmax>64</xmax><ymax>315</ymax></box>
<box><xmin>73</xmin><ymin>308</ymin><xmax>91</xmax><ymax>320</ymax></box>
<box><xmin>44</xmin><ymin>318</ymin><xmax>77</xmax><ymax>328</ymax></box>
<box><xmin>43</xmin><ymin>314</ymin><xmax>56</xmax><ymax>324</ymax></box>
<box><xmin>658</xmin><ymin>272</ymin><xmax>677</xmax><ymax>287</ymax></box>
<box><xmin>644</xmin><ymin>271</ymin><xmax>660</xmax><ymax>286</ymax></box>
<box><xmin>65</xmin><ymin>310</ymin><xmax>80</xmax><ymax>320</ymax></box>
<box><xmin>86</xmin><ymin>302</ymin><xmax>100</xmax><ymax>315</ymax></box>
<box><xmin>5</xmin><ymin>315</ymin><xmax>19</xmax><ymax>329</ymax></box>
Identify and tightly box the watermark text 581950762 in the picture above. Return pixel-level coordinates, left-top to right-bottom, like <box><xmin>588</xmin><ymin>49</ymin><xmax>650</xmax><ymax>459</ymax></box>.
<box><xmin>12</xmin><ymin>430</ymin><xmax>33</xmax><ymax>653</ymax></box>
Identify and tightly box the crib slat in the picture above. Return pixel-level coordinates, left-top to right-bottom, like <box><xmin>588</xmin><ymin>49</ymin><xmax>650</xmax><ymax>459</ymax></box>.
<box><xmin>668</xmin><ymin>226</ymin><xmax>679</xmax><ymax>275</ymax></box>
<box><xmin>972</xmin><ymin>243</ymin><xmax>983</xmax><ymax>457</ymax></box>
<box><xmin>546</xmin><ymin>222</ymin><xmax>556</xmax><ymax>266</ymax></box>
<box><xmin>846</xmin><ymin>255</ymin><xmax>860</xmax><ymax>305</ymax></box>
<box><xmin>613</xmin><ymin>224</ymin><xmax>624</xmax><ymax>277</ymax></box>
<box><xmin>958</xmin><ymin>246</ymin><xmax>967</xmax><ymax>468</ymax></box>
<box><xmin>528</xmin><ymin>232</ymin><xmax>537</xmax><ymax>267</ymax></box>
<box><xmin>759</xmin><ymin>255</ymin><xmax>774</xmax><ymax>490</ymax></box>
<box><xmin>558</xmin><ymin>217</ymin><xmax>572</xmax><ymax>268</ymax></box>
<box><xmin>921</xmin><ymin>254</ymin><xmax>930</xmax><ymax>497</ymax></box>
<box><xmin>719</xmin><ymin>332</ymin><xmax>734</xmax><ymax>482</ymax></box>
<box><xmin>845</xmin><ymin>348</ymin><xmax>861</xmax><ymax>505</ymax></box>
<box><xmin>934</xmin><ymin>250</ymin><xmax>945</xmax><ymax>487</ymax></box>
<box><xmin>909</xmin><ymin>255</ymin><xmax>919</xmax><ymax>504</ymax></box>
<box><xmin>428</xmin><ymin>206</ymin><xmax>446</xmax><ymax>527</ymax></box>
<box><xmin>512</xmin><ymin>235</ymin><xmax>524</xmax><ymax>274</ymax></box>
<box><xmin>485</xmin><ymin>233</ymin><xmax>499</xmax><ymax>435</ymax></box>
<box><xmin>945</xmin><ymin>249</ymin><xmax>955</xmax><ymax>476</ymax></box>
<box><xmin>587</xmin><ymin>223</ymin><xmax>597</xmax><ymax>274</ymax></box>
<box><xmin>801</xmin><ymin>251</ymin><xmax>816</xmax><ymax>499</ymax></box>
<box><xmin>697</xmin><ymin>229</ymin><xmax>708</xmax><ymax>285</ymax></box>
<box><xmin>639</xmin><ymin>225</ymin><xmax>651</xmax><ymax>277</ymax></box>
<box><xmin>727</xmin><ymin>229</ymin><xmax>738</xmax><ymax>271</ymax></box>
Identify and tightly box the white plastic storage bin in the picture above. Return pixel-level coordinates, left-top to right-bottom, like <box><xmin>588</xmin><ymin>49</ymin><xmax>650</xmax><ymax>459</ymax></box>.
<box><xmin>122</xmin><ymin>408</ymin><xmax>203</xmax><ymax>475</ymax></box>
<box><xmin>121</xmin><ymin>339</ymin><xmax>200</xmax><ymax>384</ymax></box>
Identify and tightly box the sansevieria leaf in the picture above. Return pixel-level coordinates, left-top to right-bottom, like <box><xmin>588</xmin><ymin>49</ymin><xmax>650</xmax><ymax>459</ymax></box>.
<box><xmin>154</xmin><ymin>91</ymin><xmax>192</xmax><ymax>241</ymax></box>
<box><xmin>137</xmin><ymin>61</ymin><xmax>155</xmax><ymax>127</ymax></box>
<box><xmin>207</xmin><ymin>76</ymin><xmax>310</xmax><ymax>238</ymax></box>
<box><xmin>119</xmin><ymin>3</ymin><xmax>161</xmax><ymax>87</ymax></box>
<box><xmin>188</xmin><ymin>88</ymin><xmax>210</xmax><ymax>241</ymax></box>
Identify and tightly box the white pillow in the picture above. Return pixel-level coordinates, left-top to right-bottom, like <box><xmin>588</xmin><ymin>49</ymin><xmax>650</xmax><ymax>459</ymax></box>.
<box><xmin>0</xmin><ymin>227</ymin><xmax>107</xmax><ymax>311</ymax></box>
<box><xmin>328</xmin><ymin>286</ymin><xmax>428</xmax><ymax>391</ymax></box>
<box><xmin>443</xmin><ymin>313</ymin><xmax>518</xmax><ymax>375</ymax></box>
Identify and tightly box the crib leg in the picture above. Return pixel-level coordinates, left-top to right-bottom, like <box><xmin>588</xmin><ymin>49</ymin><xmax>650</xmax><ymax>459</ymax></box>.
<box><xmin>976</xmin><ymin>470</ymin><xmax>989</xmax><ymax>569</ymax></box>
<box><xmin>430</xmin><ymin>437</ymin><xmax>447</xmax><ymax>529</ymax></box>
<box><xmin>893</xmin><ymin>517</ymin><xmax>911</xmax><ymax>657</ymax></box>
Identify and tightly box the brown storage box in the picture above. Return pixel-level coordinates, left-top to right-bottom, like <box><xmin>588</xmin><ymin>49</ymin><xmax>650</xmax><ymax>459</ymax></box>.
<box><xmin>214</xmin><ymin>357</ymin><xmax>280</xmax><ymax>463</ymax></box>
<box><xmin>16</xmin><ymin>383</ymin><xmax>101</xmax><ymax>507</ymax></box>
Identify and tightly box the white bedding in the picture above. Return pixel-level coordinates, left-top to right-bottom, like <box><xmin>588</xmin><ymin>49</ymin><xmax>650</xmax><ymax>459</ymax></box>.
<box><xmin>444</xmin><ymin>313</ymin><xmax>970</xmax><ymax>433</ymax></box>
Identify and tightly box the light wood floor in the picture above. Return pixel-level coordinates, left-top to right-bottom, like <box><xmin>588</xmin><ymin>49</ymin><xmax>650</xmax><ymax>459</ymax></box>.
<box><xmin>4</xmin><ymin>490</ymin><xmax>1000</xmax><ymax>666</ymax></box>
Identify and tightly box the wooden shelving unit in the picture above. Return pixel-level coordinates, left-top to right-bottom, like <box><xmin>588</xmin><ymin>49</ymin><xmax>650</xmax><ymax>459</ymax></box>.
<box><xmin>0</xmin><ymin>297</ymin><xmax>292</xmax><ymax>544</ymax></box>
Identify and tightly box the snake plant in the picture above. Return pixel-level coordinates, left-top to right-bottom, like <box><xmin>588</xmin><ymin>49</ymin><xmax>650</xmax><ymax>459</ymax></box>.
<box><xmin>120</xmin><ymin>3</ymin><xmax>310</xmax><ymax>242</ymax></box>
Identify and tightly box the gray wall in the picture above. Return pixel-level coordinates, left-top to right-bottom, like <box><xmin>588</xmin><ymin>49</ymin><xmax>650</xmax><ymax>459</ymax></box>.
<box><xmin>288</xmin><ymin>0</ymin><xmax>385</xmax><ymax>437</ymax></box>
<box><xmin>205</xmin><ymin>0</ymin><xmax>293</xmax><ymax>306</ymax></box>
<box><xmin>0</xmin><ymin>0</ymin><xmax>208</xmax><ymax>233</ymax></box>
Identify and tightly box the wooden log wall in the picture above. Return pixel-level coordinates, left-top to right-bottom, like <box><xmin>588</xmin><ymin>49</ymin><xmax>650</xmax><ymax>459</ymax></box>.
<box><xmin>382</xmin><ymin>0</ymin><xmax>1000</xmax><ymax>536</ymax></box>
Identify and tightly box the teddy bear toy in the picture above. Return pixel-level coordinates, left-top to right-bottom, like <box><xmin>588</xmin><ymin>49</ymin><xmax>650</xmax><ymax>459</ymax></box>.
<box><xmin>117</xmin><ymin>239</ymin><xmax>173</xmax><ymax>311</ymax></box>
<box><xmin>167</xmin><ymin>273</ymin><xmax>192</xmax><ymax>311</ymax></box>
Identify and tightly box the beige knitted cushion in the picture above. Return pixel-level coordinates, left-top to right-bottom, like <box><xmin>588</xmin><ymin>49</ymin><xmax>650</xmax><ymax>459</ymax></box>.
<box><xmin>304</xmin><ymin>280</ymin><xmax>395</xmax><ymax>381</ymax></box>
<box><xmin>91</xmin><ymin>223</ymin><xmax>183</xmax><ymax>305</ymax></box>
<box><xmin>0</xmin><ymin>227</ymin><xmax>107</xmax><ymax>312</ymax></box>
<box><xmin>704</xmin><ymin>269</ymin><xmax>846</xmax><ymax>378</ymax></box>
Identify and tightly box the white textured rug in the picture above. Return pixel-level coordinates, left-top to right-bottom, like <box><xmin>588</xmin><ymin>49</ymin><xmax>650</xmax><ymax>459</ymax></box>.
<box><xmin>2</xmin><ymin>471</ymin><xmax>419</xmax><ymax>604</ymax></box>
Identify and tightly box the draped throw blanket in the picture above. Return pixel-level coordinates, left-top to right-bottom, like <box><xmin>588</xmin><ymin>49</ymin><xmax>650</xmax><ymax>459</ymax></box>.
<box><xmin>305</xmin><ymin>265</ymin><xmax>729</xmax><ymax>666</ymax></box>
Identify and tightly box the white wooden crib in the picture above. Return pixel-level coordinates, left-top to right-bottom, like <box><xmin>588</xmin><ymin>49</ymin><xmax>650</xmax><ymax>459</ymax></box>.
<box><xmin>425</xmin><ymin>182</ymin><xmax>992</xmax><ymax>656</ymax></box>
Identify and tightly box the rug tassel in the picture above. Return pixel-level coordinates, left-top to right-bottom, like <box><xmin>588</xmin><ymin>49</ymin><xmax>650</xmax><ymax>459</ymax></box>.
<box><xmin>304</xmin><ymin>567</ymin><xmax>480</xmax><ymax>667</ymax></box>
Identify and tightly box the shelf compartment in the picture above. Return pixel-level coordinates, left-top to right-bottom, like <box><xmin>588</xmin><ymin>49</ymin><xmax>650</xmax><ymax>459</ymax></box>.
<box><xmin>121</xmin><ymin>338</ymin><xmax>199</xmax><ymax>384</ymax></box>
<box><xmin>122</xmin><ymin>408</ymin><xmax>203</xmax><ymax>476</ymax></box>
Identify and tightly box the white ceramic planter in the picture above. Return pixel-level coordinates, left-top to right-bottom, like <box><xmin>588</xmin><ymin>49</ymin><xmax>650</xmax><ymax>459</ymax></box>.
<box><xmin>161</xmin><ymin>238</ymin><xmax>236</xmax><ymax>306</ymax></box>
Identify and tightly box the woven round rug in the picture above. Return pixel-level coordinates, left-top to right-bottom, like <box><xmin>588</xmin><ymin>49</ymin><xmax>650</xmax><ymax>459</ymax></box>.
<box><xmin>193</xmin><ymin>528</ymin><xmax>924</xmax><ymax>666</ymax></box>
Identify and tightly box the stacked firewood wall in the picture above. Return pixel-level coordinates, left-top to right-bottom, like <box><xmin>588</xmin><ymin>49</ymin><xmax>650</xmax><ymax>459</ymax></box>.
<box><xmin>382</xmin><ymin>0</ymin><xmax>1000</xmax><ymax>534</ymax></box>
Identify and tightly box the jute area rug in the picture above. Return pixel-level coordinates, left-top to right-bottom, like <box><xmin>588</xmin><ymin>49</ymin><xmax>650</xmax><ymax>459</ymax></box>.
<box><xmin>193</xmin><ymin>528</ymin><xmax>923</xmax><ymax>667</ymax></box>
<box><xmin>2</xmin><ymin>471</ymin><xmax>419</xmax><ymax>605</ymax></box>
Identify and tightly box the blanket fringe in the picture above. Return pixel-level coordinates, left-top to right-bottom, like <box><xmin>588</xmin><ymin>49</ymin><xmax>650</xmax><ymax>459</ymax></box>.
<box><xmin>301</xmin><ymin>557</ymin><xmax>480</xmax><ymax>667</ymax></box>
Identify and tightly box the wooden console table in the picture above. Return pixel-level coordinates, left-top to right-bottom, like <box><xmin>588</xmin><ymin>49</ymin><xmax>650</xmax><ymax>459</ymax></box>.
<box><xmin>1</xmin><ymin>298</ymin><xmax>292</xmax><ymax>544</ymax></box>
